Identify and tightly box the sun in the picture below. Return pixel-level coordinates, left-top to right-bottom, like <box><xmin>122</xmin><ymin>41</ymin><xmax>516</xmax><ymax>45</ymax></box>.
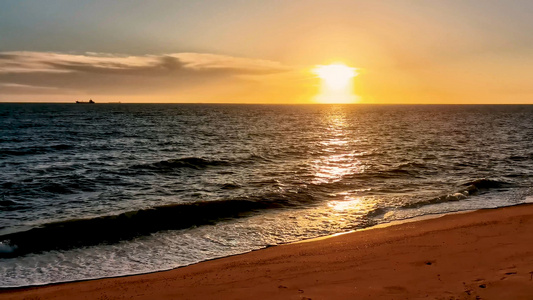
<box><xmin>313</xmin><ymin>64</ymin><xmax>357</xmax><ymax>90</ymax></box>
<box><xmin>312</xmin><ymin>63</ymin><xmax>359</xmax><ymax>104</ymax></box>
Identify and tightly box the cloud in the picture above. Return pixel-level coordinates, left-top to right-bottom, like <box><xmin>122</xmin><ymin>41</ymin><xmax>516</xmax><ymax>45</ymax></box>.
<box><xmin>0</xmin><ymin>83</ymin><xmax>57</xmax><ymax>89</ymax></box>
<box><xmin>0</xmin><ymin>51</ymin><xmax>288</xmax><ymax>74</ymax></box>
<box><xmin>171</xmin><ymin>53</ymin><xmax>288</xmax><ymax>74</ymax></box>
<box><xmin>0</xmin><ymin>51</ymin><xmax>291</xmax><ymax>98</ymax></box>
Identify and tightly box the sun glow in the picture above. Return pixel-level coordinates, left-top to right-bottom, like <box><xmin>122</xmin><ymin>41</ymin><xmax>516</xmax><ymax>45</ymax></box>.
<box><xmin>313</xmin><ymin>63</ymin><xmax>358</xmax><ymax>104</ymax></box>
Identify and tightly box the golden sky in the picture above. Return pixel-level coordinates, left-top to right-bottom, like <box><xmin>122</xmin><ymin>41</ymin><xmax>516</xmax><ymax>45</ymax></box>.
<box><xmin>0</xmin><ymin>1</ymin><xmax>532</xmax><ymax>104</ymax></box>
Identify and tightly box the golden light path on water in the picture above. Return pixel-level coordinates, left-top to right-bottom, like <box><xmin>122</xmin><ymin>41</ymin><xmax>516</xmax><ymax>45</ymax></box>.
<box><xmin>311</xmin><ymin>107</ymin><xmax>378</xmax><ymax>215</ymax></box>
<box><xmin>236</xmin><ymin>107</ymin><xmax>383</xmax><ymax>245</ymax></box>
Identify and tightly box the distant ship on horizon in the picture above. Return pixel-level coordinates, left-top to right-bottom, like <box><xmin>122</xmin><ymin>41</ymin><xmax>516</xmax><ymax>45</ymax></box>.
<box><xmin>76</xmin><ymin>99</ymin><xmax>95</xmax><ymax>104</ymax></box>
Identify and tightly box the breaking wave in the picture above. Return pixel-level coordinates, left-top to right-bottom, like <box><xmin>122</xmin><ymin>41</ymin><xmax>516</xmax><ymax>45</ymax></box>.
<box><xmin>403</xmin><ymin>178</ymin><xmax>512</xmax><ymax>209</ymax></box>
<box><xmin>0</xmin><ymin>191</ymin><xmax>315</xmax><ymax>258</ymax></box>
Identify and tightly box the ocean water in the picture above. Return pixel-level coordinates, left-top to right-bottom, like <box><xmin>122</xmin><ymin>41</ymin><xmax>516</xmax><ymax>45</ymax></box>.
<box><xmin>1</xmin><ymin>103</ymin><xmax>532</xmax><ymax>287</ymax></box>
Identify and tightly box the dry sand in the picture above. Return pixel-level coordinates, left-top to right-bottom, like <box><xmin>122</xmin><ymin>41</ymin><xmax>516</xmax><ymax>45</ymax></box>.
<box><xmin>2</xmin><ymin>204</ymin><xmax>533</xmax><ymax>300</ymax></box>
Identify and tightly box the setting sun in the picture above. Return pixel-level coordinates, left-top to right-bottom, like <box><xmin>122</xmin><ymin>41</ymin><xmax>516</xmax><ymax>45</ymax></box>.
<box><xmin>313</xmin><ymin>64</ymin><xmax>357</xmax><ymax>90</ymax></box>
<box><xmin>313</xmin><ymin>63</ymin><xmax>358</xmax><ymax>104</ymax></box>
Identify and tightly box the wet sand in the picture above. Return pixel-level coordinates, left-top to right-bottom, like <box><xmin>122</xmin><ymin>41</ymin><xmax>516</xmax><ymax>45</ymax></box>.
<box><xmin>2</xmin><ymin>204</ymin><xmax>533</xmax><ymax>300</ymax></box>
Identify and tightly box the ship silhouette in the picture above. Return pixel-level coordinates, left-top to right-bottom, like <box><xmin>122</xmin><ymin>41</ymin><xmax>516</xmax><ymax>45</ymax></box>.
<box><xmin>76</xmin><ymin>99</ymin><xmax>95</xmax><ymax>104</ymax></box>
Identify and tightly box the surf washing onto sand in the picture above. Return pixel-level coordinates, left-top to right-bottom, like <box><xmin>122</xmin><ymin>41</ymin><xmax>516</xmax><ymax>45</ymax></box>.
<box><xmin>1</xmin><ymin>103</ymin><xmax>532</xmax><ymax>287</ymax></box>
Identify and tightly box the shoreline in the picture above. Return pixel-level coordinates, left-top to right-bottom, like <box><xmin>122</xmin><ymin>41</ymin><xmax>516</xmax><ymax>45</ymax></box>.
<box><xmin>2</xmin><ymin>203</ymin><xmax>533</xmax><ymax>299</ymax></box>
<box><xmin>0</xmin><ymin>208</ymin><xmax>478</xmax><ymax>290</ymax></box>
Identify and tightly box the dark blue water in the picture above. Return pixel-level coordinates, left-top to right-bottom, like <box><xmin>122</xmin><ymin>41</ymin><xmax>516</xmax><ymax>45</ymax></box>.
<box><xmin>1</xmin><ymin>103</ymin><xmax>532</xmax><ymax>286</ymax></box>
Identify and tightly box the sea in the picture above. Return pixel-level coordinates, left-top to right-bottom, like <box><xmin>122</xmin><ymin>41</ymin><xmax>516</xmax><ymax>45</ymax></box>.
<box><xmin>1</xmin><ymin>103</ymin><xmax>532</xmax><ymax>287</ymax></box>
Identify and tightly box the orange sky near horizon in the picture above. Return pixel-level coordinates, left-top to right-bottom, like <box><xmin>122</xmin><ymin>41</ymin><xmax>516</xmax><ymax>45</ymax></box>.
<box><xmin>0</xmin><ymin>1</ymin><xmax>532</xmax><ymax>104</ymax></box>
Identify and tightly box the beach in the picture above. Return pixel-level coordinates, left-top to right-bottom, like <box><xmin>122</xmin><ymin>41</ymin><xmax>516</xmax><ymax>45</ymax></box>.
<box><xmin>2</xmin><ymin>203</ymin><xmax>533</xmax><ymax>299</ymax></box>
<box><xmin>2</xmin><ymin>0</ymin><xmax>533</xmax><ymax>298</ymax></box>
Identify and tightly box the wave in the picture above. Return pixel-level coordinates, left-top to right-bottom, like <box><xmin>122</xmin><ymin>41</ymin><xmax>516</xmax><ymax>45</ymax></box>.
<box><xmin>508</xmin><ymin>153</ymin><xmax>533</xmax><ymax>162</ymax></box>
<box><xmin>0</xmin><ymin>199</ymin><xmax>18</xmax><ymax>206</ymax></box>
<box><xmin>463</xmin><ymin>178</ymin><xmax>510</xmax><ymax>190</ymax></box>
<box><xmin>0</xmin><ymin>144</ymin><xmax>74</xmax><ymax>157</ymax></box>
<box><xmin>340</xmin><ymin>162</ymin><xmax>438</xmax><ymax>181</ymax></box>
<box><xmin>0</xmin><ymin>199</ymin><xmax>27</xmax><ymax>211</ymax></box>
<box><xmin>402</xmin><ymin>178</ymin><xmax>511</xmax><ymax>209</ymax></box>
<box><xmin>363</xmin><ymin>178</ymin><xmax>515</xmax><ymax>222</ymax></box>
<box><xmin>2</xmin><ymin>176</ymin><xmax>98</xmax><ymax>199</ymax></box>
<box><xmin>220</xmin><ymin>183</ymin><xmax>242</xmax><ymax>190</ymax></box>
<box><xmin>0</xmin><ymin>191</ymin><xmax>315</xmax><ymax>258</ymax></box>
<box><xmin>0</xmin><ymin>177</ymin><xmax>512</xmax><ymax>258</ymax></box>
<box><xmin>386</xmin><ymin>162</ymin><xmax>437</xmax><ymax>176</ymax></box>
<box><xmin>131</xmin><ymin>157</ymin><xmax>232</xmax><ymax>172</ymax></box>
<box><xmin>130</xmin><ymin>154</ymin><xmax>275</xmax><ymax>173</ymax></box>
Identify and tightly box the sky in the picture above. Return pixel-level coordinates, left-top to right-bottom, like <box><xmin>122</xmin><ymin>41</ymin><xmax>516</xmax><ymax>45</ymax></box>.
<box><xmin>1</xmin><ymin>0</ymin><xmax>532</xmax><ymax>104</ymax></box>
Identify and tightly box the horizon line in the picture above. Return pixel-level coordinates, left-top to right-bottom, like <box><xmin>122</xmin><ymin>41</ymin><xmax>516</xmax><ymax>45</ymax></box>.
<box><xmin>1</xmin><ymin>102</ymin><xmax>532</xmax><ymax>105</ymax></box>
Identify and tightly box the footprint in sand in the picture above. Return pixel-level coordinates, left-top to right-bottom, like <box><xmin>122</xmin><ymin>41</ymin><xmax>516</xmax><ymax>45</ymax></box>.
<box><xmin>498</xmin><ymin>268</ymin><xmax>518</xmax><ymax>280</ymax></box>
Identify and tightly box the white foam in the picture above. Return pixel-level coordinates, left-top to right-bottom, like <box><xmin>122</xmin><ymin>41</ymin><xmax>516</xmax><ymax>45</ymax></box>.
<box><xmin>524</xmin><ymin>196</ymin><xmax>533</xmax><ymax>203</ymax></box>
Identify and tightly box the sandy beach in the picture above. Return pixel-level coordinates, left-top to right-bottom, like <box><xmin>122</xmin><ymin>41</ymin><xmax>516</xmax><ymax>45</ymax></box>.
<box><xmin>2</xmin><ymin>204</ymin><xmax>533</xmax><ymax>300</ymax></box>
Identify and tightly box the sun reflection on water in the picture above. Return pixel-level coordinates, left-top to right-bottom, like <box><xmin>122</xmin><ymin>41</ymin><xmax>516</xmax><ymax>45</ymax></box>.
<box><xmin>311</xmin><ymin>108</ymin><xmax>363</xmax><ymax>184</ymax></box>
<box><xmin>327</xmin><ymin>196</ymin><xmax>378</xmax><ymax>216</ymax></box>
<box><xmin>307</xmin><ymin>107</ymin><xmax>381</xmax><ymax>230</ymax></box>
